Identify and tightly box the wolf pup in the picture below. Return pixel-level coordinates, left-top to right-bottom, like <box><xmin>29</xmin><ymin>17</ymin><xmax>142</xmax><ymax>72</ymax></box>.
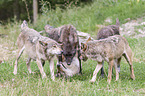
<box><xmin>45</xmin><ymin>24</ymin><xmax>82</xmax><ymax>76</ymax></box>
<box><xmin>81</xmin><ymin>35</ymin><xmax>135</xmax><ymax>84</ymax></box>
<box><xmin>97</xmin><ymin>18</ymin><xmax>120</xmax><ymax>77</ymax></box>
<box><xmin>13</xmin><ymin>20</ymin><xmax>62</xmax><ymax>80</ymax></box>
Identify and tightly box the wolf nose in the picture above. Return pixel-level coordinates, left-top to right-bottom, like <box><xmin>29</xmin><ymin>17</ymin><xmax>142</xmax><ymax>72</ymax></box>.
<box><xmin>67</xmin><ymin>63</ymin><xmax>71</xmax><ymax>65</ymax></box>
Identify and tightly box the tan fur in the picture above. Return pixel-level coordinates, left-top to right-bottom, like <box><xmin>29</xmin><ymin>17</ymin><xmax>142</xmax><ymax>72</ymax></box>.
<box><xmin>81</xmin><ymin>35</ymin><xmax>135</xmax><ymax>84</ymax></box>
<box><xmin>13</xmin><ymin>20</ymin><xmax>62</xmax><ymax>80</ymax></box>
<box><xmin>96</xmin><ymin>18</ymin><xmax>120</xmax><ymax>77</ymax></box>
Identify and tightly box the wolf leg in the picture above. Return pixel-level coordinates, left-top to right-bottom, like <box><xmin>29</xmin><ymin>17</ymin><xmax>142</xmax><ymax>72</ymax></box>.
<box><xmin>100</xmin><ymin>61</ymin><xmax>104</xmax><ymax>77</ymax></box>
<box><xmin>117</xmin><ymin>57</ymin><xmax>122</xmax><ymax>73</ymax></box>
<box><xmin>26</xmin><ymin>58</ymin><xmax>32</xmax><ymax>74</ymax></box>
<box><xmin>36</xmin><ymin>59</ymin><xmax>46</xmax><ymax>79</ymax></box>
<box><xmin>13</xmin><ymin>46</ymin><xmax>25</xmax><ymax>75</ymax></box>
<box><xmin>124</xmin><ymin>49</ymin><xmax>135</xmax><ymax>80</ymax></box>
<box><xmin>107</xmin><ymin>59</ymin><xmax>114</xmax><ymax>84</ymax></box>
<box><xmin>114</xmin><ymin>59</ymin><xmax>119</xmax><ymax>81</ymax></box>
<box><xmin>49</xmin><ymin>57</ymin><xmax>55</xmax><ymax>81</ymax></box>
<box><xmin>78</xmin><ymin>50</ymin><xmax>82</xmax><ymax>74</ymax></box>
<box><xmin>42</xmin><ymin>61</ymin><xmax>45</xmax><ymax>67</ymax></box>
<box><xmin>78</xmin><ymin>57</ymin><xmax>82</xmax><ymax>75</ymax></box>
<box><xmin>90</xmin><ymin>62</ymin><xmax>103</xmax><ymax>83</ymax></box>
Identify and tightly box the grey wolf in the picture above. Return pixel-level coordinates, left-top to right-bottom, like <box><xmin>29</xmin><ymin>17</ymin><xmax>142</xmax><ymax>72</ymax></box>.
<box><xmin>81</xmin><ymin>35</ymin><xmax>135</xmax><ymax>84</ymax></box>
<box><xmin>97</xmin><ymin>18</ymin><xmax>120</xmax><ymax>77</ymax></box>
<box><xmin>97</xmin><ymin>18</ymin><xmax>120</xmax><ymax>40</ymax></box>
<box><xmin>13</xmin><ymin>20</ymin><xmax>62</xmax><ymax>80</ymax></box>
<box><xmin>44</xmin><ymin>24</ymin><xmax>82</xmax><ymax>76</ymax></box>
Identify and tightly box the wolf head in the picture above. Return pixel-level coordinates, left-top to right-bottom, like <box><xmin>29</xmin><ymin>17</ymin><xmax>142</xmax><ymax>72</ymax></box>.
<box><xmin>62</xmin><ymin>41</ymin><xmax>78</xmax><ymax>65</ymax></box>
<box><xmin>44</xmin><ymin>24</ymin><xmax>54</xmax><ymax>33</ymax></box>
<box><xmin>80</xmin><ymin>37</ymin><xmax>92</xmax><ymax>61</ymax></box>
<box><xmin>60</xmin><ymin>25</ymin><xmax>79</xmax><ymax>65</ymax></box>
<box><xmin>21</xmin><ymin>20</ymin><xmax>28</xmax><ymax>30</ymax></box>
<box><xmin>56</xmin><ymin>54</ymin><xmax>80</xmax><ymax>77</ymax></box>
<box><xmin>39</xmin><ymin>40</ymin><xmax>62</xmax><ymax>56</ymax></box>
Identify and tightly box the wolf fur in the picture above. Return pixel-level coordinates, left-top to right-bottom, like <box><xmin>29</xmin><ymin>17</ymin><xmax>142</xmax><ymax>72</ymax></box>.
<box><xmin>97</xmin><ymin>18</ymin><xmax>120</xmax><ymax>77</ymax></box>
<box><xmin>57</xmin><ymin>52</ymin><xmax>80</xmax><ymax>77</ymax></box>
<box><xmin>97</xmin><ymin>18</ymin><xmax>120</xmax><ymax>40</ymax></box>
<box><xmin>44</xmin><ymin>24</ymin><xmax>82</xmax><ymax>76</ymax></box>
<box><xmin>13</xmin><ymin>20</ymin><xmax>62</xmax><ymax>80</ymax></box>
<box><xmin>81</xmin><ymin>35</ymin><xmax>135</xmax><ymax>84</ymax></box>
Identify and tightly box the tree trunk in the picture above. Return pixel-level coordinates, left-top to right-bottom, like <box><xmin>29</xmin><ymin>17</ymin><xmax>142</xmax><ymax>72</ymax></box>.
<box><xmin>33</xmin><ymin>0</ymin><xmax>38</xmax><ymax>24</ymax></box>
<box><xmin>13</xmin><ymin>0</ymin><xmax>20</xmax><ymax>20</ymax></box>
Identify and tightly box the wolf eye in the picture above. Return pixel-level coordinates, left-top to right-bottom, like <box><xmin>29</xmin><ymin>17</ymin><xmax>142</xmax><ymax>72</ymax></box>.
<box><xmin>53</xmin><ymin>45</ymin><xmax>57</xmax><ymax>48</ymax></box>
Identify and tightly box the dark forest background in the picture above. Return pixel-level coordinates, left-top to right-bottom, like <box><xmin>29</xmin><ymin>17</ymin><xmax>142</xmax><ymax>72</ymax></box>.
<box><xmin>0</xmin><ymin>0</ymin><xmax>92</xmax><ymax>23</ymax></box>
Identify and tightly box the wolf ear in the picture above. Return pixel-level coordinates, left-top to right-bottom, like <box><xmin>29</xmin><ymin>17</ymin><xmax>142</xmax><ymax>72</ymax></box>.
<box><xmin>53</xmin><ymin>44</ymin><xmax>57</xmax><ymax>48</ymax></box>
<box><xmin>39</xmin><ymin>41</ymin><xmax>48</xmax><ymax>46</ymax></box>
<box><xmin>86</xmin><ymin>37</ymin><xmax>91</xmax><ymax>43</ymax></box>
<box><xmin>116</xmin><ymin>18</ymin><xmax>120</xmax><ymax>26</ymax></box>
<box><xmin>81</xmin><ymin>43</ymin><xmax>87</xmax><ymax>51</ymax></box>
<box><xmin>21</xmin><ymin>20</ymin><xmax>28</xmax><ymax>29</ymax></box>
<box><xmin>73</xmin><ymin>42</ymin><xmax>78</xmax><ymax>47</ymax></box>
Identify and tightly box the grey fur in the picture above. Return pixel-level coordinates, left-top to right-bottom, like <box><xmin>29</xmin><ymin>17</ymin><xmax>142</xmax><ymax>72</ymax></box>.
<box><xmin>97</xmin><ymin>18</ymin><xmax>120</xmax><ymax>40</ymax></box>
<box><xmin>81</xmin><ymin>35</ymin><xmax>135</xmax><ymax>84</ymax></box>
<box><xmin>13</xmin><ymin>20</ymin><xmax>62</xmax><ymax>80</ymax></box>
<box><xmin>96</xmin><ymin>18</ymin><xmax>120</xmax><ymax>77</ymax></box>
<box><xmin>45</xmin><ymin>24</ymin><xmax>82</xmax><ymax>76</ymax></box>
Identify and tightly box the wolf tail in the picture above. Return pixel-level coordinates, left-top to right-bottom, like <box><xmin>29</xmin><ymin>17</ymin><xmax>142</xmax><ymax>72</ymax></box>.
<box><xmin>116</xmin><ymin>18</ymin><xmax>120</xmax><ymax>26</ymax></box>
<box><xmin>21</xmin><ymin>20</ymin><xmax>28</xmax><ymax>30</ymax></box>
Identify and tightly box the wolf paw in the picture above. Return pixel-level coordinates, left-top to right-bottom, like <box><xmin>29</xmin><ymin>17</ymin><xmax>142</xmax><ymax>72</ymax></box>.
<box><xmin>89</xmin><ymin>80</ymin><xmax>95</xmax><ymax>83</ymax></box>
<box><xmin>107</xmin><ymin>79</ymin><xmax>111</xmax><ymax>84</ymax></box>
<box><xmin>13</xmin><ymin>71</ymin><xmax>17</xmax><ymax>75</ymax></box>
<box><xmin>131</xmin><ymin>75</ymin><xmax>135</xmax><ymax>80</ymax></box>
<box><xmin>42</xmin><ymin>74</ymin><xmax>47</xmax><ymax>79</ymax></box>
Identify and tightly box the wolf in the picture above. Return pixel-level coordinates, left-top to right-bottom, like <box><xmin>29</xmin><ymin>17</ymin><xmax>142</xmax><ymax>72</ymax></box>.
<box><xmin>56</xmin><ymin>52</ymin><xmax>80</xmax><ymax>77</ymax></box>
<box><xmin>44</xmin><ymin>24</ymin><xmax>82</xmax><ymax>76</ymax></box>
<box><xmin>13</xmin><ymin>20</ymin><xmax>62</xmax><ymax>80</ymax></box>
<box><xmin>81</xmin><ymin>35</ymin><xmax>135</xmax><ymax>84</ymax></box>
<box><xmin>96</xmin><ymin>18</ymin><xmax>120</xmax><ymax>40</ymax></box>
<box><xmin>97</xmin><ymin>18</ymin><xmax>120</xmax><ymax>77</ymax></box>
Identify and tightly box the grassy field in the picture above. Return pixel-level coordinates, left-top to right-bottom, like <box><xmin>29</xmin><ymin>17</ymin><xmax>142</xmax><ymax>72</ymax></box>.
<box><xmin>0</xmin><ymin>0</ymin><xmax>145</xmax><ymax>95</ymax></box>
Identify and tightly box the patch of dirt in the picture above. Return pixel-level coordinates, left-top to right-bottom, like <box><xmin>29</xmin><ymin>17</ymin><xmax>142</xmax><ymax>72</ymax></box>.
<box><xmin>0</xmin><ymin>38</ymin><xmax>17</xmax><ymax>62</ymax></box>
<box><xmin>120</xmin><ymin>17</ymin><xmax>145</xmax><ymax>38</ymax></box>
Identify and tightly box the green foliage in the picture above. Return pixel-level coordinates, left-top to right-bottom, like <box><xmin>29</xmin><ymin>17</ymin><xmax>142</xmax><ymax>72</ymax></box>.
<box><xmin>0</xmin><ymin>0</ymin><xmax>33</xmax><ymax>22</ymax></box>
<box><xmin>0</xmin><ymin>0</ymin><xmax>13</xmax><ymax>5</ymax></box>
<box><xmin>36</xmin><ymin>0</ymin><xmax>145</xmax><ymax>37</ymax></box>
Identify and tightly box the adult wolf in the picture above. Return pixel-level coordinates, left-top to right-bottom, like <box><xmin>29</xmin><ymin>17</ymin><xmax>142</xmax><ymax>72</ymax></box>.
<box><xmin>13</xmin><ymin>20</ymin><xmax>62</xmax><ymax>80</ymax></box>
<box><xmin>81</xmin><ymin>35</ymin><xmax>135</xmax><ymax>84</ymax></box>
<box><xmin>44</xmin><ymin>24</ymin><xmax>82</xmax><ymax>76</ymax></box>
<box><xmin>97</xmin><ymin>18</ymin><xmax>120</xmax><ymax>77</ymax></box>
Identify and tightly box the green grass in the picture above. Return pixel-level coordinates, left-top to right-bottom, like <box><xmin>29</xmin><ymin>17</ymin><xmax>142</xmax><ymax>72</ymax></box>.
<box><xmin>0</xmin><ymin>0</ymin><xmax>145</xmax><ymax>95</ymax></box>
<box><xmin>35</xmin><ymin>0</ymin><xmax>145</xmax><ymax>37</ymax></box>
<box><xmin>0</xmin><ymin>37</ymin><xmax>145</xmax><ymax>95</ymax></box>
<box><xmin>0</xmin><ymin>51</ymin><xmax>145</xmax><ymax>95</ymax></box>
